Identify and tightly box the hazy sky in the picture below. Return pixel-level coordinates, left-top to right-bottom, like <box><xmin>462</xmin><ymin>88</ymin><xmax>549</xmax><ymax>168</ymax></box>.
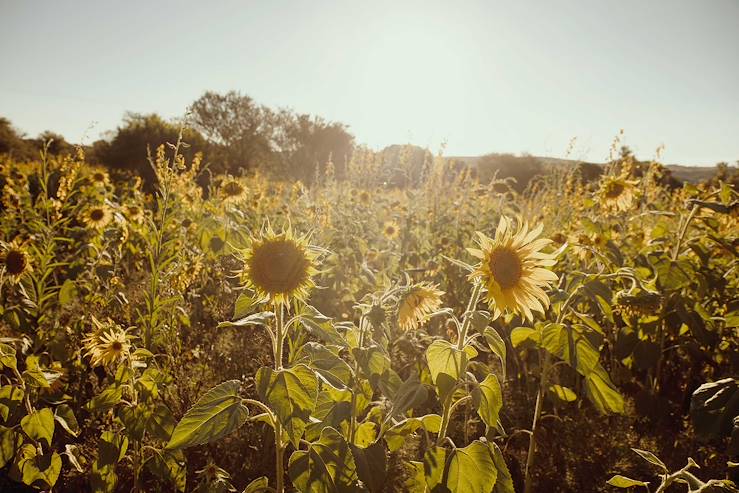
<box><xmin>1</xmin><ymin>1</ymin><xmax>738</xmax><ymax>165</ymax></box>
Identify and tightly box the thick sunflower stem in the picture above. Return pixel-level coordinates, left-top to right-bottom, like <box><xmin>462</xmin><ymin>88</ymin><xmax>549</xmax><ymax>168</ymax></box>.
<box><xmin>436</xmin><ymin>283</ymin><xmax>483</xmax><ymax>447</ymax></box>
<box><xmin>524</xmin><ymin>350</ymin><xmax>551</xmax><ymax>493</ymax></box>
<box><xmin>436</xmin><ymin>394</ymin><xmax>454</xmax><ymax>446</ymax></box>
<box><xmin>349</xmin><ymin>316</ymin><xmax>367</xmax><ymax>445</ymax></box>
<box><xmin>457</xmin><ymin>282</ymin><xmax>483</xmax><ymax>351</ymax></box>
<box><xmin>273</xmin><ymin>304</ymin><xmax>286</xmax><ymax>492</ymax></box>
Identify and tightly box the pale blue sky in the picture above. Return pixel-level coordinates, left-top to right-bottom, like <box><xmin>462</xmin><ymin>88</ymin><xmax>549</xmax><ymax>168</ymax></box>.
<box><xmin>1</xmin><ymin>0</ymin><xmax>738</xmax><ymax>165</ymax></box>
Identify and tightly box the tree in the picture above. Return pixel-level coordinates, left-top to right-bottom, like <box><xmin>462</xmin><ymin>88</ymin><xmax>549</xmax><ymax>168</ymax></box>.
<box><xmin>0</xmin><ymin>117</ymin><xmax>35</xmax><ymax>160</ymax></box>
<box><xmin>189</xmin><ymin>91</ymin><xmax>277</xmax><ymax>175</ymax></box>
<box><xmin>96</xmin><ymin>113</ymin><xmax>208</xmax><ymax>186</ymax></box>
<box><xmin>30</xmin><ymin>131</ymin><xmax>74</xmax><ymax>157</ymax></box>
<box><xmin>276</xmin><ymin>113</ymin><xmax>354</xmax><ymax>182</ymax></box>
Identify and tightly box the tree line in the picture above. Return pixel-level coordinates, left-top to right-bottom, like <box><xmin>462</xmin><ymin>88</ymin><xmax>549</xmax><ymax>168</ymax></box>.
<box><xmin>1</xmin><ymin>90</ymin><xmax>354</xmax><ymax>186</ymax></box>
<box><xmin>2</xmin><ymin>90</ymin><xmax>736</xmax><ymax>190</ymax></box>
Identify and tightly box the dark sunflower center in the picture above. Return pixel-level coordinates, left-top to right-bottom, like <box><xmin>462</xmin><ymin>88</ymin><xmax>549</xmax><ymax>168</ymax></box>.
<box><xmin>93</xmin><ymin>173</ymin><xmax>105</xmax><ymax>182</ymax></box>
<box><xmin>5</xmin><ymin>249</ymin><xmax>27</xmax><ymax>275</ymax></box>
<box><xmin>385</xmin><ymin>226</ymin><xmax>396</xmax><ymax>236</ymax></box>
<box><xmin>604</xmin><ymin>181</ymin><xmax>624</xmax><ymax>198</ymax></box>
<box><xmin>223</xmin><ymin>181</ymin><xmax>244</xmax><ymax>197</ymax></box>
<box><xmin>127</xmin><ymin>207</ymin><xmax>139</xmax><ymax>216</ymax></box>
<box><xmin>249</xmin><ymin>239</ymin><xmax>310</xmax><ymax>295</ymax></box>
<box><xmin>111</xmin><ymin>341</ymin><xmax>123</xmax><ymax>351</ymax></box>
<box><xmin>90</xmin><ymin>209</ymin><xmax>105</xmax><ymax>221</ymax></box>
<box><xmin>209</xmin><ymin>236</ymin><xmax>225</xmax><ymax>252</ymax></box>
<box><xmin>488</xmin><ymin>248</ymin><xmax>523</xmax><ymax>290</ymax></box>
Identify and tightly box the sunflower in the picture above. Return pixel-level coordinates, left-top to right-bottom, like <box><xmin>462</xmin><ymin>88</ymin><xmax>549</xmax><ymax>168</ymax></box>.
<box><xmin>0</xmin><ymin>241</ymin><xmax>32</xmax><ymax>282</ymax></box>
<box><xmin>382</xmin><ymin>221</ymin><xmax>400</xmax><ymax>240</ymax></box>
<box><xmin>397</xmin><ymin>282</ymin><xmax>444</xmax><ymax>331</ymax></box>
<box><xmin>220</xmin><ymin>178</ymin><xmax>248</xmax><ymax>204</ymax></box>
<box><xmin>469</xmin><ymin>216</ymin><xmax>559</xmax><ymax>321</ymax></box>
<box><xmin>209</xmin><ymin>235</ymin><xmax>226</xmax><ymax>254</ymax></box>
<box><xmin>90</xmin><ymin>170</ymin><xmax>110</xmax><ymax>187</ymax></box>
<box><xmin>598</xmin><ymin>174</ymin><xmax>639</xmax><ymax>212</ymax></box>
<box><xmin>82</xmin><ymin>205</ymin><xmax>113</xmax><ymax>230</ymax></box>
<box><xmin>358</xmin><ymin>190</ymin><xmax>371</xmax><ymax>205</ymax></box>
<box><xmin>124</xmin><ymin>204</ymin><xmax>144</xmax><ymax>223</ymax></box>
<box><xmin>83</xmin><ymin>319</ymin><xmax>132</xmax><ymax>367</ymax></box>
<box><xmin>240</xmin><ymin>228</ymin><xmax>320</xmax><ymax>306</ymax></box>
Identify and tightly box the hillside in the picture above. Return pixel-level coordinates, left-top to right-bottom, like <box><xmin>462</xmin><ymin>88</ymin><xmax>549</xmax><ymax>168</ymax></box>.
<box><xmin>452</xmin><ymin>154</ymin><xmax>720</xmax><ymax>183</ymax></box>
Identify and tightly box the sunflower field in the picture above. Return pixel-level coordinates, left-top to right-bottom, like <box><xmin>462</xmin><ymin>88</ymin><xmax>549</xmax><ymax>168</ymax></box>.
<box><xmin>0</xmin><ymin>141</ymin><xmax>737</xmax><ymax>493</ymax></box>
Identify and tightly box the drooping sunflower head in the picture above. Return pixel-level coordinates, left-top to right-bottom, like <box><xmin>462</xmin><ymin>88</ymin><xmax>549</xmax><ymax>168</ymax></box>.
<box><xmin>240</xmin><ymin>228</ymin><xmax>320</xmax><ymax>306</ymax></box>
<box><xmin>1</xmin><ymin>241</ymin><xmax>32</xmax><ymax>281</ymax></box>
<box><xmin>82</xmin><ymin>205</ymin><xmax>113</xmax><ymax>230</ymax></box>
<box><xmin>220</xmin><ymin>178</ymin><xmax>248</xmax><ymax>204</ymax></box>
<box><xmin>598</xmin><ymin>174</ymin><xmax>639</xmax><ymax>212</ymax></box>
<box><xmin>397</xmin><ymin>281</ymin><xmax>445</xmax><ymax>332</ymax></box>
<box><xmin>83</xmin><ymin>318</ymin><xmax>132</xmax><ymax>367</ymax></box>
<box><xmin>469</xmin><ymin>216</ymin><xmax>560</xmax><ymax>321</ymax></box>
<box><xmin>614</xmin><ymin>289</ymin><xmax>663</xmax><ymax>318</ymax></box>
<box><xmin>382</xmin><ymin>221</ymin><xmax>400</xmax><ymax>240</ymax></box>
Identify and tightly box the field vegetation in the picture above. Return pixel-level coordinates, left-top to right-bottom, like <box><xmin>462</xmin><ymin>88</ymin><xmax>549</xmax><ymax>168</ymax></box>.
<box><xmin>0</xmin><ymin>108</ymin><xmax>737</xmax><ymax>492</ymax></box>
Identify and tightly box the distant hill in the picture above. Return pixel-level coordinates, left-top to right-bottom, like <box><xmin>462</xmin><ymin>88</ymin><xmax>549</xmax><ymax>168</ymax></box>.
<box><xmin>450</xmin><ymin>155</ymin><xmax>719</xmax><ymax>183</ymax></box>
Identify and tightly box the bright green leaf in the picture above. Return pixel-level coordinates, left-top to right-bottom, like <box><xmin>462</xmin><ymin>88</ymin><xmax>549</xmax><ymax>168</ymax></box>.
<box><xmin>166</xmin><ymin>380</ymin><xmax>249</xmax><ymax>450</ymax></box>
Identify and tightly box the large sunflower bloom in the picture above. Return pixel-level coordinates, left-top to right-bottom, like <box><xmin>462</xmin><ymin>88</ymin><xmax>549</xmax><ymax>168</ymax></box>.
<box><xmin>598</xmin><ymin>174</ymin><xmax>639</xmax><ymax>212</ymax></box>
<box><xmin>240</xmin><ymin>228</ymin><xmax>320</xmax><ymax>306</ymax></box>
<box><xmin>469</xmin><ymin>216</ymin><xmax>559</xmax><ymax>321</ymax></box>
<box><xmin>83</xmin><ymin>319</ymin><xmax>132</xmax><ymax>367</ymax></box>
<box><xmin>398</xmin><ymin>282</ymin><xmax>445</xmax><ymax>332</ymax></box>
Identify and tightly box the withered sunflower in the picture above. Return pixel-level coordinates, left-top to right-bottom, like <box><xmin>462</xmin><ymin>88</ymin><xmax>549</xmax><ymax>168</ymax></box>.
<box><xmin>240</xmin><ymin>228</ymin><xmax>320</xmax><ymax>306</ymax></box>
<box><xmin>397</xmin><ymin>282</ymin><xmax>444</xmax><ymax>332</ymax></box>
<box><xmin>469</xmin><ymin>216</ymin><xmax>559</xmax><ymax>321</ymax></box>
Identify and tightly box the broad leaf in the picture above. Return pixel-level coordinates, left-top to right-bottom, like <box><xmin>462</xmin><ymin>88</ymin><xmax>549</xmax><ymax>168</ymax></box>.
<box><xmin>426</xmin><ymin>340</ymin><xmax>467</xmax><ymax>400</ymax></box>
<box><xmin>21</xmin><ymin>408</ymin><xmax>55</xmax><ymax>448</ymax></box>
<box><xmin>483</xmin><ymin>327</ymin><xmax>507</xmax><ymax>377</ymax></box>
<box><xmin>0</xmin><ymin>426</ymin><xmax>21</xmax><ymax>468</ymax></box>
<box><xmin>167</xmin><ymin>380</ymin><xmax>249</xmax><ymax>449</ymax></box>
<box><xmin>585</xmin><ymin>371</ymin><xmax>625</xmax><ymax>415</ymax></box>
<box><xmin>0</xmin><ymin>343</ymin><xmax>17</xmax><ymax>370</ymax></box>
<box><xmin>350</xmin><ymin>441</ymin><xmax>386</xmax><ymax>493</ymax></box>
<box><xmin>257</xmin><ymin>365</ymin><xmax>318</xmax><ymax>447</ymax></box>
<box><xmin>54</xmin><ymin>404</ymin><xmax>80</xmax><ymax>437</ymax></box>
<box><xmin>296</xmin><ymin>342</ymin><xmax>352</xmax><ymax>388</ymax></box>
<box><xmin>288</xmin><ymin>426</ymin><xmax>357</xmax><ymax>493</ymax></box>
<box><xmin>476</xmin><ymin>374</ymin><xmax>503</xmax><ymax>428</ymax></box>
<box><xmin>424</xmin><ymin>441</ymin><xmax>497</xmax><ymax>493</ymax></box>
<box><xmin>11</xmin><ymin>443</ymin><xmax>61</xmax><ymax>489</ymax></box>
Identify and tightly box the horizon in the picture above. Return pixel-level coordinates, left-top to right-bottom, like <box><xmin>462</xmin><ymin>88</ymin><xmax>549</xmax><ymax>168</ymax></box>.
<box><xmin>2</xmin><ymin>0</ymin><xmax>738</xmax><ymax>166</ymax></box>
